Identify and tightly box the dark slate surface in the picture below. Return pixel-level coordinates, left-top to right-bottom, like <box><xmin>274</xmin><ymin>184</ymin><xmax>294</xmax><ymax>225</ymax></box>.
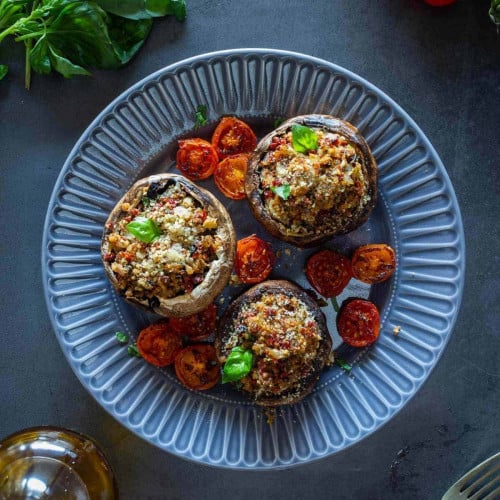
<box><xmin>1</xmin><ymin>1</ymin><xmax>499</xmax><ymax>499</ymax></box>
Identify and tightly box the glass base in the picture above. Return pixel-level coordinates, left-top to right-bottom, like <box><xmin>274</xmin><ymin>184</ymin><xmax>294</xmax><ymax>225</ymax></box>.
<box><xmin>0</xmin><ymin>427</ymin><xmax>117</xmax><ymax>499</ymax></box>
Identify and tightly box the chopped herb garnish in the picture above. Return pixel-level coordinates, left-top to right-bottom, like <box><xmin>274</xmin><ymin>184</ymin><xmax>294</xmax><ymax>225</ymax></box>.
<box><xmin>0</xmin><ymin>65</ymin><xmax>7</xmax><ymax>81</ymax></box>
<box><xmin>270</xmin><ymin>184</ymin><xmax>291</xmax><ymax>200</ymax></box>
<box><xmin>291</xmin><ymin>124</ymin><xmax>318</xmax><ymax>153</ymax></box>
<box><xmin>127</xmin><ymin>344</ymin><xmax>141</xmax><ymax>358</ymax></box>
<box><xmin>335</xmin><ymin>356</ymin><xmax>352</xmax><ymax>373</ymax></box>
<box><xmin>115</xmin><ymin>331</ymin><xmax>129</xmax><ymax>344</ymax></box>
<box><xmin>222</xmin><ymin>346</ymin><xmax>253</xmax><ymax>383</ymax></box>
<box><xmin>126</xmin><ymin>216</ymin><xmax>161</xmax><ymax>243</ymax></box>
<box><xmin>331</xmin><ymin>296</ymin><xmax>340</xmax><ymax>313</ymax></box>
<box><xmin>142</xmin><ymin>196</ymin><xmax>151</xmax><ymax>208</ymax></box>
<box><xmin>194</xmin><ymin>104</ymin><xmax>207</xmax><ymax>129</ymax></box>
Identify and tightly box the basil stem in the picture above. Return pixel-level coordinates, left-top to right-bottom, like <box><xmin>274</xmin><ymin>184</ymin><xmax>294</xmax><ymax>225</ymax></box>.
<box><xmin>126</xmin><ymin>216</ymin><xmax>161</xmax><ymax>243</ymax></box>
<box><xmin>331</xmin><ymin>296</ymin><xmax>340</xmax><ymax>313</ymax></box>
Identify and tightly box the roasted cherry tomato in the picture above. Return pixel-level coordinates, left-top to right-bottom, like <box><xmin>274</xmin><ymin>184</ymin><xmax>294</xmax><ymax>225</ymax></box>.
<box><xmin>337</xmin><ymin>298</ymin><xmax>380</xmax><ymax>347</ymax></box>
<box><xmin>137</xmin><ymin>322</ymin><xmax>183</xmax><ymax>367</ymax></box>
<box><xmin>351</xmin><ymin>244</ymin><xmax>396</xmax><ymax>284</ymax></box>
<box><xmin>423</xmin><ymin>0</ymin><xmax>456</xmax><ymax>6</ymax></box>
<box><xmin>214</xmin><ymin>153</ymin><xmax>249</xmax><ymax>200</ymax></box>
<box><xmin>305</xmin><ymin>249</ymin><xmax>352</xmax><ymax>298</ymax></box>
<box><xmin>176</xmin><ymin>138</ymin><xmax>218</xmax><ymax>181</ymax></box>
<box><xmin>234</xmin><ymin>235</ymin><xmax>275</xmax><ymax>284</ymax></box>
<box><xmin>174</xmin><ymin>344</ymin><xmax>220</xmax><ymax>390</ymax></box>
<box><xmin>211</xmin><ymin>117</ymin><xmax>257</xmax><ymax>160</ymax></box>
<box><xmin>169</xmin><ymin>304</ymin><xmax>217</xmax><ymax>342</ymax></box>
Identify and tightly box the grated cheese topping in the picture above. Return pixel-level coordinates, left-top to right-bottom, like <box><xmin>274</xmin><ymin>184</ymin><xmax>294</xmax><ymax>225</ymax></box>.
<box><xmin>259</xmin><ymin>129</ymin><xmax>371</xmax><ymax>235</ymax></box>
<box><xmin>222</xmin><ymin>292</ymin><xmax>322</xmax><ymax>398</ymax></box>
<box><xmin>103</xmin><ymin>181</ymin><xmax>223</xmax><ymax>302</ymax></box>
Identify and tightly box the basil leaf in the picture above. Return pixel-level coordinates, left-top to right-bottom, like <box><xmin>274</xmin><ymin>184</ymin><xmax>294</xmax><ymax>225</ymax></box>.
<box><xmin>115</xmin><ymin>331</ymin><xmax>129</xmax><ymax>344</ymax></box>
<box><xmin>95</xmin><ymin>0</ymin><xmax>187</xmax><ymax>21</ymax></box>
<box><xmin>291</xmin><ymin>124</ymin><xmax>318</xmax><ymax>153</ymax></box>
<box><xmin>49</xmin><ymin>45</ymin><xmax>91</xmax><ymax>78</ymax></box>
<box><xmin>126</xmin><ymin>216</ymin><xmax>161</xmax><ymax>242</ymax></box>
<box><xmin>222</xmin><ymin>346</ymin><xmax>253</xmax><ymax>383</ymax></box>
<box><xmin>270</xmin><ymin>184</ymin><xmax>291</xmax><ymax>201</ymax></box>
<box><xmin>194</xmin><ymin>104</ymin><xmax>207</xmax><ymax>129</ymax></box>
<box><xmin>335</xmin><ymin>356</ymin><xmax>352</xmax><ymax>373</ymax></box>
<box><xmin>127</xmin><ymin>344</ymin><xmax>141</xmax><ymax>357</ymax></box>
<box><xmin>0</xmin><ymin>64</ymin><xmax>6</xmax><ymax>80</ymax></box>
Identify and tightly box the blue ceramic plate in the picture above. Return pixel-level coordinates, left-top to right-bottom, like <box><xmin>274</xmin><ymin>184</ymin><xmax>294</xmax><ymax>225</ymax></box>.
<box><xmin>42</xmin><ymin>49</ymin><xmax>465</xmax><ymax>469</ymax></box>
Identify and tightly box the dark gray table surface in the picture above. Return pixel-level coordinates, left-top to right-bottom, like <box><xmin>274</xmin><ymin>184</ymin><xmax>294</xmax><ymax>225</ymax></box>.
<box><xmin>1</xmin><ymin>1</ymin><xmax>499</xmax><ymax>499</ymax></box>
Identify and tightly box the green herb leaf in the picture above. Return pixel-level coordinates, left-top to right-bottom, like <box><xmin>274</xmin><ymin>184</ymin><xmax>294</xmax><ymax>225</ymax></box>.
<box><xmin>95</xmin><ymin>0</ymin><xmax>186</xmax><ymax>21</ymax></box>
<box><xmin>126</xmin><ymin>216</ymin><xmax>161</xmax><ymax>243</ymax></box>
<box><xmin>127</xmin><ymin>344</ymin><xmax>141</xmax><ymax>358</ymax></box>
<box><xmin>222</xmin><ymin>346</ymin><xmax>253</xmax><ymax>383</ymax></box>
<box><xmin>0</xmin><ymin>64</ymin><xmax>7</xmax><ymax>80</ymax></box>
<box><xmin>270</xmin><ymin>184</ymin><xmax>291</xmax><ymax>201</ymax></box>
<box><xmin>331</xmin><ymin>296</ymin><xmax>340</xmax><ymax>313</ymax></box>
<box><xmin>194</xmin><ymin>104</ymin><xmax>207</xmax><ymax>129</ymax></box>
<box><xmin>335</xmin><ymin>356</ymin><xmax>352</xmax><ymax>373</ymax></box>
<box><xmin>291</xmin><ymin>124</ymin><xmax>318</xmax><ymax>153</ymax></box>
<box><xmin>115</xmin><ymin>331</ymin><xmax>129</xmax><ymax>344</ymax></box>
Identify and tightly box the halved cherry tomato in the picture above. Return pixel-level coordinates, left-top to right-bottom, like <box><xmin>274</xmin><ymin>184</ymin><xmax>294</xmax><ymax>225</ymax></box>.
<box><xmin>176</xmin><ymin>138</ymin><xmax>218</xmax><ymax>181</ymax></box>
<box><xmin>351</xmin><ymin>244</ymin><xmax>396</xmax><ymax>284</ymax></box>
<box><xmin>234</xmin><ymin>235</ymin><xmax>275</xmax><ymax>284</ymax></box>
<box><xmin>305</xmin><ymin>249</ymin><xmax>352</xmax><ymax>298</ymax></box>
<box><xmin>137</xmin><ymin>322</ymin><xmax>183</xmax><ymax>367</ymax></box>
<box><xmin>337</xmin><ymin>298</ymin><xmax>380</xmax><ymax>347</ymax></box>
<box><xmin>169</xmin><ymin>304</ymin><xmax>217</xmax><ymax>341</ymax></box>
<box><xmin>174</xmin><ymin>344</ymin><xmax>220</xmax><ymax>390</ymax></box>
<box><xmin>211</xmin><ymin>117</ymin><xmax>257</xmax><ymax>160</ymax></box>
<box><xmin>214</xmin><ymin>153</ymin><xmax>249</xmax><ymax>200</ymax></box>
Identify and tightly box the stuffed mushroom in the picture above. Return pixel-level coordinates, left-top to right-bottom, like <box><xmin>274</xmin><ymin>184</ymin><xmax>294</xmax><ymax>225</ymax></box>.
<box><xmin>215</xmin><ymin>280</ymin><xmax>332</xmax><ymax>406</ymax></box>
<box><xmin>101</xmin><ymin>174</ymin><xmax>236</xmax><ymax>317</ymax></box>
<box><xmin>245</xmin><ymin>114</ymin><xmax>378</xmax><ymax>247</ymax></box>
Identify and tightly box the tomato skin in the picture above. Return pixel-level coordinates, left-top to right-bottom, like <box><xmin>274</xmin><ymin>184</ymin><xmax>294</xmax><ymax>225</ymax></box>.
<box><xmin>169</xmin><ymin>304</ymin><xmax>217</xmax><ymax>342</ymax></box>
<box><xmin>234</xmin><ymin>235</ymin><xmax>275</xmax><ymax>284</ymax></box>
<box><xmin>137</xmin><ymin>322</ymin><xmax>183</xmax><ymax>367</ymax></box>
<box><xmin>351</xmin><ymin>244</ymin><xmax>396</xmax><ymax>285</ymax></box>
<box><xmin>176</xmin><ymin>138</ymin><xmax>218</xmax><ymax>181</ymax></box>
<box><xmin>423</xmin><ymin>0</ymin><xmax>456</xmax><ymax>6</ymax></box>
<box><xmin>337</xmin><ymin>298</ymin><xmax>380</xmax><ymax>347</ymax></box>
<box><xmin>305</xmin><ymin>249</ymin><xmax>352</xmax><ymax>298</ymax></box>
<box><xmin>174</xmin><ymin>344</ymin><xmax>220</xmax><ymax>390</ymax></box>
<box><xmin>214</xmin><ymin>153</ymin><xmax>249</xmax><ymax>200</ymax></box>
<box><xmin>211</xmin><ymin>117</ymin><xmax>257</xmax><ymax>160</ymax></box>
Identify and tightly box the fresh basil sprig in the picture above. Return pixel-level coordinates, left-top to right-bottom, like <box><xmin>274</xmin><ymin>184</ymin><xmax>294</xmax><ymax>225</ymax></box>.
<box><xmin>126</xmin><ymin>216</ymin><xmax>161</xmax><ymax>243</ymax></box>
<box><xmin>291</xmin><ymin>124</ymin><xmax>318</xmax><ymax>153</ymax></box>
<box><xmin>222</xmin><ymin>346</ymin><xmax>253</xmax><ymax>383</ymax></box>
<box><xmin>0</xmin><ymin>0</ymin><xmax>186</xmax><ymax>89</ymax></box>
<box><xmin>270</xmin><ymin>184</ymin><xmax>291</xmax><ymax>201</ymax></box>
